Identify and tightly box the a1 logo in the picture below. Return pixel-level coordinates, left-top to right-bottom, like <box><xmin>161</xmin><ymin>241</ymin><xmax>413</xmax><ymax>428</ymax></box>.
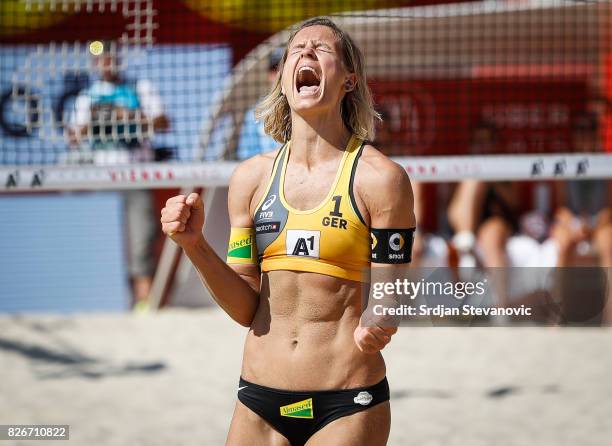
<box><xmin>286</xmin><ymin>230</ymin><xmax>320</xmax><ymax>259</ymax></box>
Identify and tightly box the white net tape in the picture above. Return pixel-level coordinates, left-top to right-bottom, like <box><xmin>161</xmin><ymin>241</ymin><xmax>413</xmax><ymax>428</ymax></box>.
<box><xmin>1</xmin><ymin>153</ymin><xmax>610</xmax><ymax>191</ymax></box>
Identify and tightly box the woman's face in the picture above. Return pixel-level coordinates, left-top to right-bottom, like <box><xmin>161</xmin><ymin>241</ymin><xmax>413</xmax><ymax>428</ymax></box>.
<box><xmin>281</xmin><ymin>25</ymin><xmax>354</xmax><ymax>115</ymax></box>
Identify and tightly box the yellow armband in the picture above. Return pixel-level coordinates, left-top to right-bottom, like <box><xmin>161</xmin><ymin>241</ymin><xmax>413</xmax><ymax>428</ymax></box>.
<box><xmin>226</xmin><ymin>227</ymin><xmax>258</xmax><ymax>264</ymax></box>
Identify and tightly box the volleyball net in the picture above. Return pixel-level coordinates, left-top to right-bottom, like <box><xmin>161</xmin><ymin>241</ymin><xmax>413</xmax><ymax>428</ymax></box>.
<box><xmin>1</xmin><ymin>0</ymin><xmax>611</xmax><ymax>313</ymax></box>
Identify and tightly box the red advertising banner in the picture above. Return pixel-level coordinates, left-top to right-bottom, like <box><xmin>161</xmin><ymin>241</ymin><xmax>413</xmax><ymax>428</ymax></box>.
<box><xmin>372</xmin><ymin>78</ymin><xmax>589</xmax><ymax>156</ymax></box>
<box><xmin>605</xmin><ymin>54</ymin><xmax>612</xmax><ymax>153</ymax></box>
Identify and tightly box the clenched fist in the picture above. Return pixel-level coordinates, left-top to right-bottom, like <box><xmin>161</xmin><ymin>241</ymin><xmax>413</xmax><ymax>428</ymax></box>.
<box><xmin>161</xmin><ymin>193</ymin><xmax>205</xmax><ymax>249</ymax></box>
<box><xmin>353</xmin><ymin>324</ymin><xmax>397</xmax><ymax>354</ymax></box>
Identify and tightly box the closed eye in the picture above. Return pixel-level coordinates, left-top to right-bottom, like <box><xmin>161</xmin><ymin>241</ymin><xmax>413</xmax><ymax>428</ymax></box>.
<box><xmin>290</xmin><ymin>43</ymin><xmax>305</xmax><ymax>54</ymax></box>
<box><xmin>315</xmin><ymin>43</ymin><xmax>333</xmax><ymax>52</ymax></box>
<box><xmin>289</xmin><ymin>41</ymin><xmax>333</xmax><ymax>54</ymax></box>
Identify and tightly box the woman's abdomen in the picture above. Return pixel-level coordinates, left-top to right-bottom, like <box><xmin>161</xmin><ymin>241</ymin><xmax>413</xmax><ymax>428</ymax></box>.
<box><xmin>240</xmin><ymin>271</ymin><xmax>386</xmax><ymax>390</ymax></box>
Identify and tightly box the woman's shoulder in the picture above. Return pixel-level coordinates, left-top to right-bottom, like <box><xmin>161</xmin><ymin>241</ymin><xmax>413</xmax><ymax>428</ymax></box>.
<box><xmin>353</xmin><ymin>143</ymin><xmax>415</xmax><ymax>225</ymax></box>
<box><xmin>356</xmin><ymin>143</ymin><xmax>410</xmax><ymax>189</ymax></box>
<box><xmin>229</xmin><ymin>147</ymin><xmax>282</xmax><ymax>199</ymax></box>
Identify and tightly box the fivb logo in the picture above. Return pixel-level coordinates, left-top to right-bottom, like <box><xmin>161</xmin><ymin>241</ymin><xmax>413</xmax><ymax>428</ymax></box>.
<box><xmin>259</xmin><ymin>195</ymin><xmax>276</xmax><ymax>220</ymax></box>
<box><xmin>286</xmin><ymin>230</ymin><xmax>320</xmax><ymax>259</ymax></box>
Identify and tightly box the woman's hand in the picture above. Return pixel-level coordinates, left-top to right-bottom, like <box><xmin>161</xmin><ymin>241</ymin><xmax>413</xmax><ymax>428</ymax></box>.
<box><xmin>161</xmin><ymin>192</ymin><xmax>205</xmax><ymax>249</ymax></box>
<box><xmin>353</xmin><ymin>324</ymin><xmax>397</xmax><ymax>354</ymax></box>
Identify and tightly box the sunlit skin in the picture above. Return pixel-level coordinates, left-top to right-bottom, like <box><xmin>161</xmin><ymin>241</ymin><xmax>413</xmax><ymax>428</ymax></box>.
<box><xmin>161</xmin><ymin>24</ymin><xmax>415</xmax><ymax>445</ymax></box>
<box><xmin>282</xmin><ymin>26</ymin><xmax>356</xmax><ymax>115</ymax></box>
<box><xmin>280</xmin><ymin>26</ymin><xmax>358</xmax><ymax>160</ymax></box>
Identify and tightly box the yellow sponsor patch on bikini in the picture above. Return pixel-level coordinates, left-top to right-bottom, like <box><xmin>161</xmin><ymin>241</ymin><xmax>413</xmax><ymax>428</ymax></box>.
<box><xmin>280</xmin><ymin>398</ymin><xmax>314</xmax><ymax>419</ymax></box>
<box><xmin>226</xmin><ymin>227</ymin><xmax>257</xmax><ymax>264</ymax></box>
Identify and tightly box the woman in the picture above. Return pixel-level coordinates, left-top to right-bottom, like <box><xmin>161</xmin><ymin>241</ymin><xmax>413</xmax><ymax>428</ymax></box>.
<box><xmin>161</xmin><ymin>17</ymin><xmax>415</xmax><ymax>446</ymax></box>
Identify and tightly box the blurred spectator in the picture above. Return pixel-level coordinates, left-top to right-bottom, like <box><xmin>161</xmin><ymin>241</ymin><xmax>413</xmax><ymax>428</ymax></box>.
<box><xmin>235</xmin><ymin>48</ymin><xmax>282</xmax><ymax>160</ymax></box>
<box><xmin>69</xmin><ymin>40</ymin><xmax>170</xmax><ymax>311</ymax></box>
<box><xmin>446</xmin><ymin>122</ymin><xmax>524</xmax><ymax>308</ymax></box>
<box><xmin>550</xmin><ymin>113</ymin><xmax>611</xmax><ymax>269</ymax></box>
<box><xmin>545</xmin><ymin>113</ymin><xmax>612</xmax><ymax>324</ymax></box>
<box><xmin>448</xmin><ymin>122</ymin><xmax>521</xmax><ymax>268</ymax></box>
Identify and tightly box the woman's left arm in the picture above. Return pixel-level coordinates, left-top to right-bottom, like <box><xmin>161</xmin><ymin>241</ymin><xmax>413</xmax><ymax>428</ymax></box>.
<box><xmin>353</xmin><ymin>147</ymin><xmax>416</xmax><ymax>353</ymax></box>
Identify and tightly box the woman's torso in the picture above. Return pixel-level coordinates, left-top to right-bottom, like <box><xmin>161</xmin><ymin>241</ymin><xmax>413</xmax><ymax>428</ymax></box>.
<box><xmin>240</xmin><ymin>136</ymin><xmax>385</xmax><ymax>390</ymax></box>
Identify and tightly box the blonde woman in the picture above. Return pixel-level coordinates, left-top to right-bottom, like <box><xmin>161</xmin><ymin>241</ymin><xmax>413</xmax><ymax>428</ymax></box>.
<box><xmin>161</xmin><ymin>17</ymin><xmax>416</xmax><ymax>446</ymax></box>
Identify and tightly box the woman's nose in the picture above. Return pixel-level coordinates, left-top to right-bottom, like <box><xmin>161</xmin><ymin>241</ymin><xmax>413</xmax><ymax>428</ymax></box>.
<box><xmin>300</xmin><ymin>46</ymin><xmax>316</xmax><ymax>59</ymax></box>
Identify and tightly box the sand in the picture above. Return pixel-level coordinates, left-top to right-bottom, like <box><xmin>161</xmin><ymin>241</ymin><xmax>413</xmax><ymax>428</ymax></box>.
<box><xmin>1</xmin><ymin>309</ymin><xmax>611</xmax><ymax>445</ymax></box>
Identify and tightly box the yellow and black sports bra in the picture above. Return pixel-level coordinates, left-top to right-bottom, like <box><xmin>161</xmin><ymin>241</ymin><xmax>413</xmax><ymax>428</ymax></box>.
<box><xmin>253</xmin><ymin>134</ymin><xmax>370</xmax><ymax>282</ymax></box>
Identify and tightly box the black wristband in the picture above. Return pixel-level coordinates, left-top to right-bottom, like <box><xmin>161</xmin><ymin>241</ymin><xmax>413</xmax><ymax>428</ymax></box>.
<box><xmin>370</xmin><ymin>228</ymin><xmax>415</xmax><ymax>264</ymax></box>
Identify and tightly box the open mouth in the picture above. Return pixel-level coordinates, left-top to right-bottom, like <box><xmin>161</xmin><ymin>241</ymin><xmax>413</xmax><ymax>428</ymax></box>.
<box><xmin>295</xmin><ymin>66</ymin><xmax>321</xmax><ymax>96</ymax></box>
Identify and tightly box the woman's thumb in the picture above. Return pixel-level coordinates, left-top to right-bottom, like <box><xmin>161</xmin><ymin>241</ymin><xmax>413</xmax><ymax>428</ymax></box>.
<box><xmin>186</xmin><ymin>192</ymin><xmax>202</xmax><ymax>209</ymax></box>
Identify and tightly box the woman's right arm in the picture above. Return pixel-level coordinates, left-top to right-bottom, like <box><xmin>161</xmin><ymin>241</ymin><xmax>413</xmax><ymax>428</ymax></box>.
<box><xmin>160</xmin><ymin>157</ymin><xmax>266</xmax><ymax>327</ymax></box>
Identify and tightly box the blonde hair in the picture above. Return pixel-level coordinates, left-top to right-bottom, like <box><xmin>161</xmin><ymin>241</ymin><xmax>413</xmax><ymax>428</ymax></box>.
<box><xmin>255</xmin><ymin>17</ymin><xmax>379</xmax><ymax>143</ymax></box>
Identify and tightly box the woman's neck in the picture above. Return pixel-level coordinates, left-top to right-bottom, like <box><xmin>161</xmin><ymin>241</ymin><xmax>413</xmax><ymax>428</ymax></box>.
<box><xmin>289</xmin><ymin>111</ymin><xmax>351</xmax><ymax>168</ymax></box>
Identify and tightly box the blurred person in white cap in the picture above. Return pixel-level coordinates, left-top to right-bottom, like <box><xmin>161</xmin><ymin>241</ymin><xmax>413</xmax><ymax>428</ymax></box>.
<box><xmin>69</xmin><ymin>40</ymin><xmax>170</xmax><ymax>311</ymax></box>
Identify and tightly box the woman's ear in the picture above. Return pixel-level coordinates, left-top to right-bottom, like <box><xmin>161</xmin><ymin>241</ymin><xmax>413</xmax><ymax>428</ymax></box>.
<box><xmin>344</xmin><ymin>73</ymin><xmax>357</xmax><ymax>92</ymax></box>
